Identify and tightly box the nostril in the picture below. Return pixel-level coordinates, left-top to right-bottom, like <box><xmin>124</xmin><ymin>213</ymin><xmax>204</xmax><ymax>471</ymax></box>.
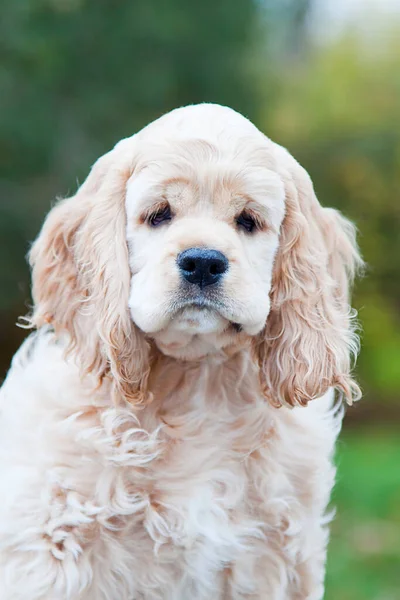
<box><xmin>184</xmin><ymin>259</ymin><xmax>196</xmax><ymax>273</ymax></box>
<box><xmin>209</xmin><ymin>261</ymin><xmax>226</xmax><ymax>275</ymax></box>
<box><xmin>209</xmin><ymin>263</ymin><xmax>218</xmax><ymax>275</ymax></box>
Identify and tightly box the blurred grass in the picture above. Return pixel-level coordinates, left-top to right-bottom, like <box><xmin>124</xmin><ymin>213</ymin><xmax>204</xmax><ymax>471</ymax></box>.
<box><xmin>326</xmin><ymin>428</ymin><xmax>400</xmax><ymax>600</ymax></box>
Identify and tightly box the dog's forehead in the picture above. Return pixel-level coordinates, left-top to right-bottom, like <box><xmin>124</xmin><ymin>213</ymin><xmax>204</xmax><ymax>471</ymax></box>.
<box><xmin>124</xmin><ymin>104</ymin><xmax>286</xmax><ymax>224</ymax></box>
<box><xmin>137</xmin><ymin>103</ymin><xmax>264</xmax><ymax>144</ymax></box>
<box><xmin>115</xmin><ymin>103</ymin><xmax>286</xmax><ymax>179</ymax></box>
<box><xmin>114</xmin><ymin>103</ymin><xmax>296</xmax><ymax>181</ymax></box>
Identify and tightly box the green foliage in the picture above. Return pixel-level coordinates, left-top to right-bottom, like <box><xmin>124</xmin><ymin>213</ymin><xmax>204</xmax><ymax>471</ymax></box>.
<box><xmin>264</xmin><ymin>32</ymin><xmax>400</xmax><ymax>401</ymax></box>
<box><xmin>326</xmin><ymin>429</ymin><xmax>400</xmax><ymax>600</ymax></box>
<box><xmin>0</xmin><ymin>0</ymin><xmax>257</xmax><ymax>183</ymax></box>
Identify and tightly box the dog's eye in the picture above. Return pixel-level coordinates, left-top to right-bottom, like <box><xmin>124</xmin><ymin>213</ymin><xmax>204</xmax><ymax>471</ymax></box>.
<box><xmin>236</xmin><ymin>211</ymin><xmax>257</xmax><ymax>233</ymax></box>
<box><xmin>148</xmin><ymin>204</ymin><xmax>172</xmax><ymax>227</ymax></box>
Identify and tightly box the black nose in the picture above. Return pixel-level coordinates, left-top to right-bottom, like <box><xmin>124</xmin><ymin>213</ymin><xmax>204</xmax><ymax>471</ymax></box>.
<box><xmin>177</xmin><ymin>248</ymin><xmax>229</xmax><ymax>288</ymax></box>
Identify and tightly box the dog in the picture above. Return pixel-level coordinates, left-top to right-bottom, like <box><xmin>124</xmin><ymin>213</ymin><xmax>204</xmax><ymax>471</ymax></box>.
<box><xmin>0</xmin><ymin>103</ymin><xmax>362</xmax><ymax>599</ymax></box>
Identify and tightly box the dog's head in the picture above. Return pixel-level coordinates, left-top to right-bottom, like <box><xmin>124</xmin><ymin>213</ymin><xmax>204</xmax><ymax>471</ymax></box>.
<box><xmin>29</xmin><ymin>104</ymin><xmax>362</xmax><ymax>407</ymax></box>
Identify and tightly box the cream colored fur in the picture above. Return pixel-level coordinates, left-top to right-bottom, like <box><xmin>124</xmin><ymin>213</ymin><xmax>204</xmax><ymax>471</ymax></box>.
<box><xmin>0</xmin><ymin>104</ymin><xmax>362</xmax><ymax>599</ymax></box>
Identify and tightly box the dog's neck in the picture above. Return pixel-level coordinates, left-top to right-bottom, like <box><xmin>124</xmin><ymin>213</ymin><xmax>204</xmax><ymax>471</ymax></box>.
<box><xmin>147</xmin><ymin>341</ymin><xmax>261</xmax><ymax>415</ymax></box>
<box><xmin>132</xmin><ymin>343</ymin><xmax>273</xmax><ymax>453</ymax></box>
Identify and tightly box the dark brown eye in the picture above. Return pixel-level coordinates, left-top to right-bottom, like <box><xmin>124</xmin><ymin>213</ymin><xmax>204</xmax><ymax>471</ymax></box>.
<box><xmin>236</xmin><ymin>211</ymin><xmax>256</xmax><ymax>233</ymax></box>
<box><xmin>149</xmin><ymin>204</ymin><xmax>172</xmax><ymax>227</ymax></box>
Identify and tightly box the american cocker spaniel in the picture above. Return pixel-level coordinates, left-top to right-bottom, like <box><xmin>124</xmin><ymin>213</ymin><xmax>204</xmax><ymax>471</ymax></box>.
<box><xmin>0</xmin><ymin>104</ymin><xmax>362</xmax><ymax>600</ymax></box>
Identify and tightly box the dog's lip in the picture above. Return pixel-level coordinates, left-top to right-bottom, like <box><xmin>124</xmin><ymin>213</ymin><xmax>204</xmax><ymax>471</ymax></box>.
<box><xmin>170</xmin><ymin>296</ymin><xmax>243</xmax><ymax>332</ymax></box>
<box><xmin>171</xmin><ymin>295</ymin><xmax>224</xmax><ymax>313</ymax></box>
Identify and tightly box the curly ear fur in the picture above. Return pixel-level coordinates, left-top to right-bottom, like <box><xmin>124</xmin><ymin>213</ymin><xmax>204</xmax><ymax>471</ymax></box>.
<box><xmin>29</xmin><ymin>145</ymin><xmax>151</xmax><ymax>405</ymax></box>
<box><xmin>258</xmin><ymin>148</ymin><xmax>363</xmax><ymax>408</ymax></box>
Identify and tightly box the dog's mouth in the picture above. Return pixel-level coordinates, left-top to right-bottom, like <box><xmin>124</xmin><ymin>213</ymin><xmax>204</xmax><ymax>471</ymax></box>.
<box><xmin>151</xmin><ymin>300</ymin><xmax>244</xmax><ymax>360</ymax></box>
<box><xmin>171</xmin><ymin>289</ymin><xmax>223</xmax><ymax>311</ymax></box>
<box><xmin>169</xmin><ymin>290</ymin><xmax>242</xmax><ymax>333</ymax></box>
<box><xmin>171</xmin><ymin>286</ymin><xmax>242</xmax><ymax>324</ymax></box>
<box><xmin>147</xmin><ymin>286</ymin><xmax>248</xmax><ymax>359</ymax></box>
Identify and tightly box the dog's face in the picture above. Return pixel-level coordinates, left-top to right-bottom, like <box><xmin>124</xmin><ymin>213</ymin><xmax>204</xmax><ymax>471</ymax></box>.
<box><xmin>29</xmin><ymin>104</ymin><xmax>362</xmax><ymax>407</ymax></box>
<box><xmin>125</xmin><ymin>139</ymin><xmax>285</xmax><ymax>359</ymax></box>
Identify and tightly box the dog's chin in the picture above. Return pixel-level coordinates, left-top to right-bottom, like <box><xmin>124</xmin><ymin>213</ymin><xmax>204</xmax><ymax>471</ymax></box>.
<box><xmin>150</xmin><ymin>306</ymin><xmax>243</xmax><ymax>361</ymax></box>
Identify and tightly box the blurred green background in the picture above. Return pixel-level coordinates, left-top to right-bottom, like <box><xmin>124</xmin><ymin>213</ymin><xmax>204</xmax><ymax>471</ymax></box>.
<box><xmin>0</xmin><ymin>1</ymin><xmax>399</xmax><ymax>597</ymax></box>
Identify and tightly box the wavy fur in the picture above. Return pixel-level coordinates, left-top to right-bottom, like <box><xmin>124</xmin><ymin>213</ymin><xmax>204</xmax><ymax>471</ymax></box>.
<box><xmin>258</xmin><ymin>147</ymin><xmax>363</xmax><ymax>407</ymax></box>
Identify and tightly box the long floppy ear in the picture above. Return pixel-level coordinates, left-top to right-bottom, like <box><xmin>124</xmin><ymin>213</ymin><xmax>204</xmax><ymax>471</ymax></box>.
<box><xmin>28</xmin><ymin>142</ymin><xmax>151</xmax><ymax>405</ymax></box>
<box><xmin>258</xmin><ymin>148</ymin><xmax>363</xmax><ymax>407</ymax></box>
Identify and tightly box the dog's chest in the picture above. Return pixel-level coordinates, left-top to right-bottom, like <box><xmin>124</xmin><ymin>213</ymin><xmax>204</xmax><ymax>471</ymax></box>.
<box><xmin>109</xmin><ymin>389</ymin><xmax>274</xmax><ymax>597</ymax></box>
<box><xmin>136</xmin><ymin>430</ymin><xmax>263</xmax><ymax>554</ymax></box>
<box><xmin>80</xmin><ymin>365</ymin><xmax>285</xmax><ymax>597</ymax></box>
